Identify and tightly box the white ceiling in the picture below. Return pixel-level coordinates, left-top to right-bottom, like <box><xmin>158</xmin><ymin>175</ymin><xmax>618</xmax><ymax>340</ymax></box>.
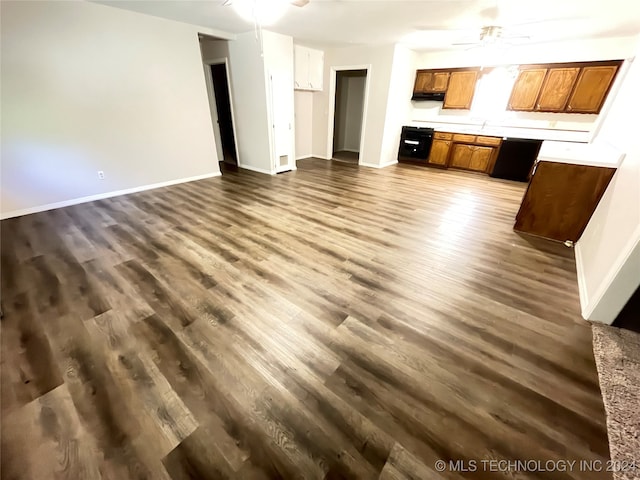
<box><xmin>94</xmin><ymin>0</ymin><xmax>640</xmax><ymax>50</ymax></box>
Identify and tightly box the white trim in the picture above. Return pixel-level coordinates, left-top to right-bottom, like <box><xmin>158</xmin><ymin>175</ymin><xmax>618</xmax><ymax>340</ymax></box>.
<box><xmin>359</xmin><ymin>160</ymin><xmax>398</xmax><ymax>169</ymax></box>
<box><xmin>326</xmin><ymin>64</ymin><xmax>371</xmax><ymax>167</ymax></box>
<box><xmin>575</xmin><ymin>223</ymin><xmax>640</xmax><ymax>322</ymax></box>
<box><xmin>237</xmin><ymin>163</ymin><xmax>273</xmax><ymax>175</ymax></box>
<box><xmin>589</xmin><ymin>57</ymin><xmax>634</xmax><ymax>143</ymax></box>
<box><xmin>1</xmin><ymin>172</ymin><xmax>221</xmax><ymax>220</ymax></box>
<box><xmin>295</xmin><ymin>154</ymin><xmax>313</xmax><ymax>161</ymax></box>
<box><xmin>574</xmin><ymin>242</ymin><xmax>590</xmax><ymax>316</ymax></box>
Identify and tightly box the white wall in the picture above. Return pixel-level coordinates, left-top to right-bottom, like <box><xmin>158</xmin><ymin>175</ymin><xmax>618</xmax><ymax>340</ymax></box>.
<box><xmin>379</xmin><ymin>45</ymin><xmax>418</xmax><ymax>166</ymax></box>
<box><xmin>410</xmin><ymin>36</ymin><xmax>638</xmax><ymax>138</ymax></box>
<box><xmin>226</xmin><ymin>31</ymin><xmax>273</xmax><ymax>174</ymax></box>
<box><xmin>295</xmin><ymin>91</ymin><xmax>314</xmax><ymax>159</ymax></box>
<box><xmin>1</xmin><ymin>0</ymin><xmax>221</xmax><ymax>218</ymax></box>
<box><xmin>312</xmin><ymin>44</ymin><xmax>396</xmax><ymax>167</ymax></box>
<box><xmin>575</xmin><ymin>40</ymin><xmax>640</xmax><ymax>324</ymax></box>
<box><xmin>334</xmin><ymin>73</ymin><xmax>366</xmax><ymax>152</ymax></box>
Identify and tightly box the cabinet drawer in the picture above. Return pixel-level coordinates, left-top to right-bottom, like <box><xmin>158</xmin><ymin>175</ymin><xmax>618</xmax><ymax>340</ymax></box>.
<box><xmin>476</xmin><ymin>136</ymin><xmax>502</xmax><ymax>146</ymax></box>
<box><xmin>434</xmin><ymin>132</ymin><xmax>453</xmax><ymax>140</ymax></box>
<box><xmin>452</xmin><ymin>134</ymin><xmax>476</xmax><ymax>142</ymax></box>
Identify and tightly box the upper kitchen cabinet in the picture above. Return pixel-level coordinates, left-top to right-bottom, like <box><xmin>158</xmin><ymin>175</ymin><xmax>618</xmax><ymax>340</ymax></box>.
<box><xmin>414</xmin><ymin>70</ymin><xmax>450</xmax><ymax>94</ymax></box>
<box><xmin>507</xmin><ymin>60</ymin><xmax>622</xmax><ymax>114</ymax></box>
<box><xmin>294</xmin><ymin>45</ymin><xmax>324</xmax><ymax>91</ymax></box>
<box><xmin>443</xmin><ymin>69</ymin><xmax>479</xmax><ymax>109</ymax></box>
<box><xmin>566</xmin><ymin>63</ymin><xmax>620</xmax><ymax>113</ymax></box>
<box><xmin>535</xmin><ymin>67</ymin><xmax>580</xmax><ymax>112</ymax></box>
<box><xmin>508</xmin><ymin>68</ymin><xmax>547</xmax><ymax>111</ymax></box>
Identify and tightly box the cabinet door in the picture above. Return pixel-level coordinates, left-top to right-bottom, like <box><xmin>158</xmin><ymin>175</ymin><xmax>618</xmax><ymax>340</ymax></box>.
<box><xmin>508</xmin><ymin>68</ymin><xmax>547</xmax><ymax>111</ymax></box>
<box><xmin>414</xmin><ymin>71</ymin><xmax>433</xmax><ymax>93</ymax></box>
<box><xmin>449</xmin><ymin>144</ymin><xmax>474</xmax><ymax>169</ymax></box>
<box><xmin>566</xmin><ymin>65</ymin><xmax>618</xmax><ymax>114</ymax></box>
<box><xmin>443</xmin><ymin>71</ymin><xmax>478</xmax><ymax>109</ymax></box>
<box><xmin>468</xmin><ymin>146</ymin><xmax>493</xmax><ymax>172</ymax></box>
<box><xmin>535</xmin><ymin>67</ymin><xmax>580</xmax><ymax>112</ymax></box>
<box><xmin>294</xmin><ymin>45</ymin><xmax>307</xmax><ymax>90</ymax></box>
<box><xmin>432</xmin><ymin>72</ymin><xmax>450</xmax><ymax>92</ymax></box>
<box><xmin>514</xmin><ymin>161</ymin><xmax>616</xmax><ymax>242</ymax></box>
<box><xmin>307</xmin><ymin>48</ymin><xmax>324</xmax><ymax>90</ymax></box>
<box><xmin>427</xmin><ymin>139</ymin><xmax>451</xmax><ymax>166</ymax></box>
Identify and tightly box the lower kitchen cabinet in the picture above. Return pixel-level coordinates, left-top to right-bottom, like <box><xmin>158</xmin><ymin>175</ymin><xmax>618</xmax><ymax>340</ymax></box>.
<box><xmin>449</xmin><ymin>143</ymin><xmax>493</xmax><ymax>172</ymax></box>
<box><xmin>514</xmin><ymin>161</ymin><xmax>616</xmax><ymax>243</ymax></box>
<box><xmin>427</xmin><ymin>139</ymin><xmax>451</xmax><ymax>166</ymax></box>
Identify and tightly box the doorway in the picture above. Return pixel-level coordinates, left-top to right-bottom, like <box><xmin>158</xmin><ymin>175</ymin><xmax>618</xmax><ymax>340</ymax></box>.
<box><xmin>209</xmin><ymin>63</ymin><xmax>237</xmax><ymax>166</ymax></box>
<box><xmin>332</xmin><ymin>69</ymin><xmax>367</xmax><ymax>163</ymax></box>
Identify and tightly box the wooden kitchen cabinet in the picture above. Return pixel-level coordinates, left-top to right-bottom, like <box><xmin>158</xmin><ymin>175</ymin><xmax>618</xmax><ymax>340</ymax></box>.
<box><xmin>449</xmin><ymin>143</ymin><xmax>493</xmax><ymax>172</ymax></box>
<box><xmin>507</xmin><ymin>60</ymin><xmax>622</xmax><ymax>114</ymax></box>
<box><xmin>535</xmin><ymin>67</ymin><xmax>580</xmax><ymax>112</ymax></box>
<box><xmin>508</xmin><ymin>68</ymin><xmax>547</xmax><ymax>111</ymax></box>
<box><xmin>443</xmin><ymin>70</ymin><xmax>479</xmax><ymax>109</ymax></box>
<box><xmin>566</xmin><ymin>64</ymin><xmax>620</xmax><ymax>113</ymax></box>
<box><xmin>514</xmin><ymin>161</ymin><xmax>616</xmax><ymax>242</ymax></box>
<box><xmin>414</xmin><ymin>70</ymin><xmax>450</xmax><ymax>93</ymax></box>
<box><xmin>427</xmin><ymin>139</ymin><xmax>451</xmax><ymax>166</ymax></box>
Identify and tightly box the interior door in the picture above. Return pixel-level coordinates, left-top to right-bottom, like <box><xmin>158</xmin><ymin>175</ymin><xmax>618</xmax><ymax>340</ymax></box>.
<box><xmin>211</xmin><ymin>64</ymin><xmax>237</xmax><ymax>165</ymax></box>
<box><xmin>269</xmin><ymin>71</ymin><xmax>294</xmax><ymax>173</ymax></box>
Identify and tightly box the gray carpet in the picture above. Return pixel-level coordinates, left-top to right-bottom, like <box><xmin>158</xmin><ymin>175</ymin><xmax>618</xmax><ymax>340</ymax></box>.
<box><xmin>592</xmin><ymin>323</ymin><xmax>640</xmax><ymax>480</ymax></box>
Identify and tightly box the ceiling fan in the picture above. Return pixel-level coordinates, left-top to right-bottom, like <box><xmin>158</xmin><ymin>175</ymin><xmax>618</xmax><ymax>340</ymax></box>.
<box><xmin>452</xmin><ymin>25</ymin><xmax>528</xmax><ymax>47</ymax></box>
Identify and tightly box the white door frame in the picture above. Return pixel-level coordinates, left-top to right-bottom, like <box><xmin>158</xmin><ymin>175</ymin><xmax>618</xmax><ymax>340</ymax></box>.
<box><xmin>203</xmin><ymin>57</ymin><xmax>241</xmax><ymax>166</ymax></box>
<box><xmin>326</xmin><ymin>64</ymin><xmax>371</xmax><ymax>165</ymax></box>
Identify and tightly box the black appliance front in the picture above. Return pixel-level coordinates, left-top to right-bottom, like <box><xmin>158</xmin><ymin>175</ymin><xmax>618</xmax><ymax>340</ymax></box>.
<box><xmin>490</xmin><ymin>138</ymin><xmax>543</xmax><ymax>182</ymax></box>
<box><xmin>398</xmin><ymin>126</ymin><xmax>434</xmax><ymax>162</ymax></box>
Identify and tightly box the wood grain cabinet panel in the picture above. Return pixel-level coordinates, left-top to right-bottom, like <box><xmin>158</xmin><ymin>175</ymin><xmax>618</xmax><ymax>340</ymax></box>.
<box><xmin>508</xmin><ymin>69</ymin><xmax>547</xmax><ymax>111</ymax></box>
<box><xmin>514</xmin><ymin>161</ymin><xmax>616</xmax><ymax>242</ymax></box>
<box><xmin>427</xmin><ymin>139</ymin><xmax>451</xmax><ymax>166</ymax></box>
<box><xmin>566</xmin><ymin>65</ymin><xmax>619</xmax><ymax>113</ymax></box>
<box><xmin>535</xmin><ymin>67</ymin><xmax>580</xmax><ymax>112</ymax></box>
<box><xmin>449</xmin><ymin>144</ymin><xmax>493</xmax><ymax>172</ymax></box>
<box><xmin>443</xmin><ymin>71</ymin><xmax>479</xmax><ymax>109</ymax></box>
<box><xmin>433</xmin><ymin>132</ymin><xmax>452</xmax><ymax>140</ymax></box>
<box><xmin>432</xmin><ymin>72</ymin><xmax>450</xmax><ymax>92</ymax></box>
<box><xmin>414</xmin><ymin>71</ymin><xmax>433</xmax><ymax>93</ymax></box>
<box><xmin>414</xmin><ymin>71</ymin><xmax>450</xmax><ymax>94</ymax></box>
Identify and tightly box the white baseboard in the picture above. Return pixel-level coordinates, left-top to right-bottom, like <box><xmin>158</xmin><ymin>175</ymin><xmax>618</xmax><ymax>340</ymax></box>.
<box><xmin>574</xmin><ymin>243</ymin><xmax>590</xmax><ymax>317</ymax></box>
<box><xmin>295</xmin><ymin>155</ymin><xmax>313</xmax><ymax>161</ymax></box>
<box><xmin>238</xmin><ymin>163</ymin><xmax>274</xmax><ymax>175</ymax></box>
<box><xmin>1</xmin><ymin>172</ymin><xmax>221</xmax><ymax>220</ymax></box>
<box><xmin>359</xmin><ymin>160</ymin><xmax>398</xmax><ymax>169</ymax></box>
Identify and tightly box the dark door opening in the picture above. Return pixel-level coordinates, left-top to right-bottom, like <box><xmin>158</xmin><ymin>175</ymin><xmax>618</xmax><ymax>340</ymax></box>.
<box><xmin>211</xmin><ymin>63</ymin><xmax>237</xmax><ymax>166</ymax></box>
<box><xmin>332</xmin><ymin>69</ymin><xmax>367</xmax><ymax>164</ymax></box>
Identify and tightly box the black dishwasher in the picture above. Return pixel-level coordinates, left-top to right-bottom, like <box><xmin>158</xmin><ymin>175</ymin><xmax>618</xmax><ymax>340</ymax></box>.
<box><xmin>490</xmin><ymin>138</ymin><xmax>543</xmax><ymax>182</ymax></box>
<box><xmin>398</xmin><ymin>126</ymin><xmax>434</xmax><ymax>162</ymax></box>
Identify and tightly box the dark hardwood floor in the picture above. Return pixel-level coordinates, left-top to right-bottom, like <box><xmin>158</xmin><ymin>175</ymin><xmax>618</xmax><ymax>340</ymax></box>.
<box><xmin>1</xmin><ymin>158</ymin><xmax>610</xmax><ymax>479</ymax></box>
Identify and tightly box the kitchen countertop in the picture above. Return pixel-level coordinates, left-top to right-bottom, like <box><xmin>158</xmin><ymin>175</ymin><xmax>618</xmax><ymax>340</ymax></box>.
<box><xmin>411</xmin><ymin>121</ymin><xmax>592</xmax><ymax>143</ymax></box>
<box><xmin>537</xmin><ymin>140</ymin><xmax>625</xmax><ymax>169</ymax></box>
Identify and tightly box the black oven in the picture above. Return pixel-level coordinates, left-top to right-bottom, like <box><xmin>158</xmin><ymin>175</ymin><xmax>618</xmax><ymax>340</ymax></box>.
<box><xmin>398</xmin><ymin>126</ymin><xmax>434</xmax><ymax>162</ymax></box>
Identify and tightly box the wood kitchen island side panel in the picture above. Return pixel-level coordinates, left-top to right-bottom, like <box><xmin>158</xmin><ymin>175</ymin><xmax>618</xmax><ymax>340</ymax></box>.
<box><xmin>514</xmin><ymin>161</ymin><xmax>616</xmax><ymax>243</ymax></box>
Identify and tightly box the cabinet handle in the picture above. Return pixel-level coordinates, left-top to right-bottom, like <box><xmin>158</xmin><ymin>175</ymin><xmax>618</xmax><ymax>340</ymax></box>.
<box><xmin>295</xmin><ymin>81</ymin><xmax>299</xmax><ymax>87</ymax></box>
<box><xmin>309</xmin><ymin>82</ymin><xmax>313</xmax><ymax>88</ymax></box>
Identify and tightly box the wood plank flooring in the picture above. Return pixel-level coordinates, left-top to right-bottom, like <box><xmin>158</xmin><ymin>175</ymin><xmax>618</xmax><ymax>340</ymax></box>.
<box><xmin>1</xmin><ymin>158</ymin><xmax>610</xmax><ymax>479</ymax></box>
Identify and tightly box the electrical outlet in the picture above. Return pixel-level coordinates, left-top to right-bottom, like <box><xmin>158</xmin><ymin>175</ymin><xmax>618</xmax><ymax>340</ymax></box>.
<box><xmin>98</xmin><ymin>171</ymin><xmax>105</xmax><ymax>179</ymax></box>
